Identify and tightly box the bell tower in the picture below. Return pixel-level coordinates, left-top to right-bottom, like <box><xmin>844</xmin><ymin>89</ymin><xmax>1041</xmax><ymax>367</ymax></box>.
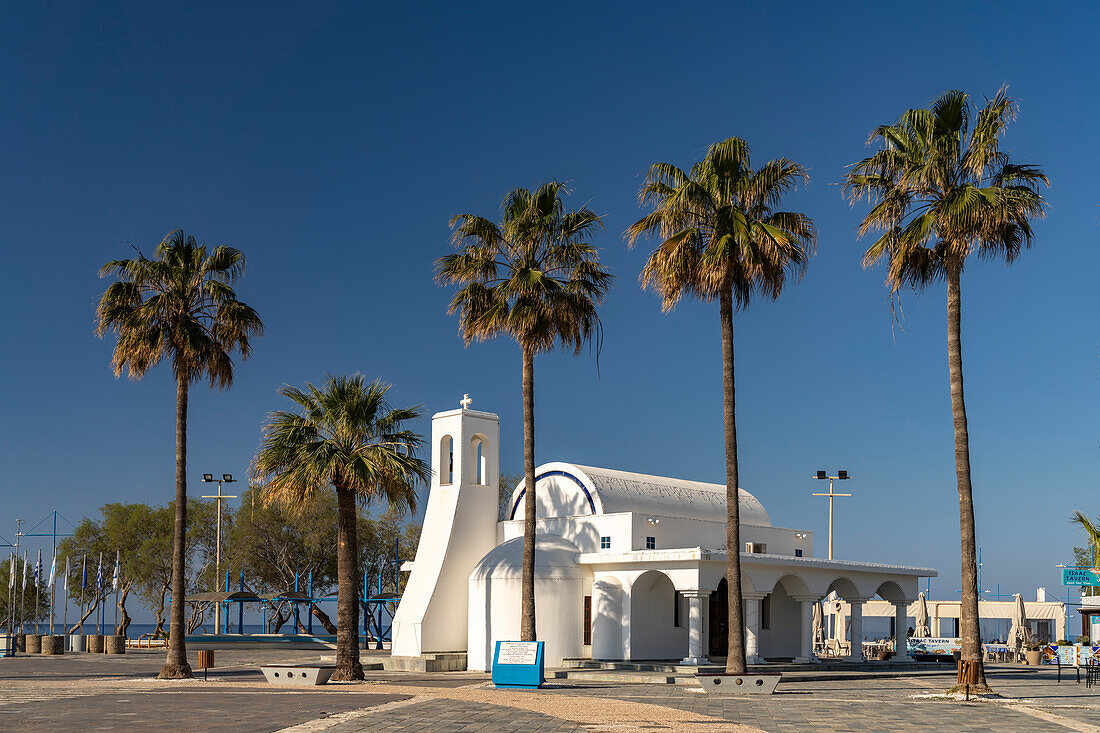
<box><xmin>391</xmin><ymin>395</ymin><xmax>499</xmax><ymax>658</ymax></box>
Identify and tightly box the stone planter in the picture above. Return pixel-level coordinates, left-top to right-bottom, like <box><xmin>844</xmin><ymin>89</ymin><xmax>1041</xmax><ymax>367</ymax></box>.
<box><xmin>14</xmin><ymin>633</ymin><xmax>26</xmax><ymax>652</ymax></box>
<box><xmin>86</xmin><ymin>634</ymin><xmax>105</xmax><ymax>654</ymax></box>
<box><xmin>105</xmin><ymin>635</ymin><xmax>126</xmax><ymax>654</ymax></box>
<box><xmin>1025</xmin><ymin>650</ymin><xmax>1042</xmax><ymax>666</ymax></box>
<box><xmin>41</xmin><ymin>635</ymin><xmax>65</xmax><ymax>655</ymax></box>
<box><xmin>69</xmin><ymin>634</ymin><xmax>85</xmax><ymax>652</ymax></box>
<box><xmin>25</xmin><ymin>634</ymin><xmax>42</xmax><ymax>654</ymax></box>
<box><xmin>696</xmin><ymin>672</ymin><xmax>782</xmax><ymax>695</ymax></box>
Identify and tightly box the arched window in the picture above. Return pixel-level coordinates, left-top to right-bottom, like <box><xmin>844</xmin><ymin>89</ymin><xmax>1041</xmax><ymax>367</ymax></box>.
<box><xmin>440</xmin><ymin>435</ymin><xmax>453</xmax><ymax>485</ymax></box>
<box><xmin>471</xmin><ymin>436</ymin><xmax>487</xmax><ymax>485</ymax></box>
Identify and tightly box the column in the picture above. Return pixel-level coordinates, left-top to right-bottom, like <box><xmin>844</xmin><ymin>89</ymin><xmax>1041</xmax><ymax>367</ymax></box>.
<box><xmin>792</xmin><ymin>595</ymin><xmax>818</xmax><ymax>663</ymax></box>
<box><xmin>893</xmin><ymin>601</ymin><xmax>912</xmax><ymax>662</ymax></box>
<box><xmin>846</xmin><ymin>598</ymin><xmax>867</xmax><ymax>662</ymax></box>
<box><xmin>680</xmin><ymin>591</ymin><xmax>709</xmax><ymax>665</ymax></box>
<box><xmin>744</xmin><ymin>592</ymin><xmax>766</xmax><ymax>664</ymax></box>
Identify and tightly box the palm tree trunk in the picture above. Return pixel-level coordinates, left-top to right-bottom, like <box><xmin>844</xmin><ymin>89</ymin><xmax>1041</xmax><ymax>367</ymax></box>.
<box><xmin>720</xmin><ymin>291</ymin><xmax>747</xmax><ymax>675</ymax></box>
<box><xmin>332</xmin><ymin>482</ymin><xmax>364</xmax><ymax>681</ymax></box>
<box><xmin>520</xmin><ymin>344</ymin><xmax>537</xmax><ymax>641</ymax></box>
<box><xmin>947</xmin><ymin>267</ymin><xmax>988</xmax><ymax>690</ymax></box>
<box><xmin>159</xmin><ymin>375</ymin><xmax>192</xmax><ymax>679</ymax></box>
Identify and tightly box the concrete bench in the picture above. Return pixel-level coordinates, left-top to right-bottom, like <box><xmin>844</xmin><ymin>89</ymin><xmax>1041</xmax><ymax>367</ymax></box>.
<box><xmin>260</xmin><ymin>665</ymin><xmax>335</xmax><ymax>686</ymax></box>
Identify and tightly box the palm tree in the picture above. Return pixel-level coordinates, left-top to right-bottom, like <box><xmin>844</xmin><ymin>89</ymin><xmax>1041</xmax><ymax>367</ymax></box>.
<box><xmin>436</xmin><ymin>182</ymin><xmax>613</xmax><ymax>641</ymax></box>
<box><xmin>251</xmin><ymin>375</ymin><xmax>429</xmax><ymax>681</ymax></box>
<box><xmin>845</xmin><ymin>89</ymin><xmax>1048</xmax><ymax>690</ymax></box>
<box><xmin>1071</xmin><ymin>512</ymin><xmax>1100</xmax><ymax>598</ymax></box>
<box><xmin>96</xmin><ymin>230</ymin><xmax>263</xmax><ymax>679</ymax></box>
<box><xmin>627</xmin><ymin>137</ymin><xmax>815</xmax><ymax>675</ymax></box>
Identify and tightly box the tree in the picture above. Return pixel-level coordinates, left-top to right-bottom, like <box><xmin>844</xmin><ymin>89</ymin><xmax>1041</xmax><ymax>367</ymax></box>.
<box><xmin>627</xmin><ymin>138</ymin><xmax>815</xmax><ymax>674</ymax></box>
<box><xmin>1071</xmin><ymin>512</ymin><xmax>1100</xmax><ymax>598</ymax></box>
<box><xmin>96</xmin><ymin>229</ymin><xmax>263</xmax><ymax>678</ymax></box>
<box><xmin>1</xmin><ymin>555</ymin><xmax>51</xmax><ymax>631</ymax></box>
<box><xmin>498</xmin><ymin>472</ymin><xmax>523</xmax><ymax>521</ymax></box>
<box><xmin>845</xmin><ymin>89</ymin><xmax>1047</xmax><ymax>691</ymax></box>
<box><xmin>437</xmin><ymin>183</ymin><xmax>613</xmax><ymax>640</ymax></box>
<box><xmin>251</xmin><ymin>375</ymin><xmax>430</xmax><ymax>681</ymax></box>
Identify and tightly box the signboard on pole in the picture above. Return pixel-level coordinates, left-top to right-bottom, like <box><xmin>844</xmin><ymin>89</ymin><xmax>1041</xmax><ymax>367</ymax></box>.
<box><xmin>1062</xmin><ymin>567</ymin><xmax>1100</xmax><ymax>587</ymax></box>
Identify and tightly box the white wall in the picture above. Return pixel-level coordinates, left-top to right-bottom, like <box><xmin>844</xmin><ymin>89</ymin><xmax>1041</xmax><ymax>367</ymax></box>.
<box><xmin>758</xmin><ymin>585</ymin><xmax>801</xmax><ymax>659</ymax></box>
<box><xmin>467</xmin><ymin>575</ymin><xmax>583</xmax><ymax>671</ymax></box>
<box><xmin>392</xmin><ymin>407</ymin><xmax>499</xmax><ymax>657</ymax></box>
<box><xmin>626</xmin><ymin>571</ymin><xmax>687</xmax><ymax>660</ymax></box>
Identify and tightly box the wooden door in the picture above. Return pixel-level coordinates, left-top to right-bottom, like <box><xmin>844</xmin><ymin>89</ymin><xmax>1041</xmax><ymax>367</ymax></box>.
<box><xmin>709</xmin><ymin>578</ymin><xmax>728</xmax><ymax>658</ymax></box>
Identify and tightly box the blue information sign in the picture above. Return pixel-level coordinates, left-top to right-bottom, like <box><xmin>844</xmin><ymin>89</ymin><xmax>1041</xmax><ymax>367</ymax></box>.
<box><xmin>1062</xmin><ymin>567</ymin><xmax>1100</xmax><ymax>586</ymax></box>
<box><xmin>491</xmin><ymin>640</ymin><xmax>545</xmax><ymax>689</ymax></box>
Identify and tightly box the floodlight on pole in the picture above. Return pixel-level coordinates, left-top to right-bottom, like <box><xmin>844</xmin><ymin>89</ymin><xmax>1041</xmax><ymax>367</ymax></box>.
<box><xmin>201</xmin><ymin>473</ymin><xmax>237</xmax><ymax>634</ymax></box>
<box><xmin>811</xmin><ymin>470</ymin><xmax>852</xmax><ymax>560</ymax></box>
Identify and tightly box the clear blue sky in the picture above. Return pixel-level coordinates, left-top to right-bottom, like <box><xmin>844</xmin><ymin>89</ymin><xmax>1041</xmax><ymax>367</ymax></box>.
<box><xmin>1</xmin><ymin>1</ymin><xmax>1096</xmax><ymax>620</ymax></box>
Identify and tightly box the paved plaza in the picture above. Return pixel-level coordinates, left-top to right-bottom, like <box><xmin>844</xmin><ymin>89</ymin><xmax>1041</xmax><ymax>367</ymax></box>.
<box><xmin>3</xmin><ymin>650</ymin><xmax>1100</xmax><ymax>731</ymax></box>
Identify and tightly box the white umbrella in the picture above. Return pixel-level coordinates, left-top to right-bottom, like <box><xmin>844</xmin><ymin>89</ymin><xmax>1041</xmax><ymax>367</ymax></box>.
<box><xmin>914</xmin><ymin>592</ymin><xmax>931</xmax><ymax>637</ymax></box>
<box><xmin>812</xmin><ymin>601</ymin><xmax>824</xmax><ymax>651</ymax></box>
<box><xmin>1009</xmin><ymin>593</ymin><xmax>1030</xmax><ymax>656</ymax></box>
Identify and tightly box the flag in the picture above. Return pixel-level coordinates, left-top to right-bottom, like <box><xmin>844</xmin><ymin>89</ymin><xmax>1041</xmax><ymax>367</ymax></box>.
<box><xmin>96</xmin><ymin>553</ymin><xmax>103</xmax><ymax>589</ymax></box>
<box><xmin>63</xmin><ymin>556</ymin><xmax>69</xmax><ymax>592</ymax></box>
<box><xmin>48</xmin><ymin>554</ymin><xmax>56</xmax><ymax>588</ymax></box>
<box><xmin>111</xmin><ymin>551</ymin><xmax>120</xmax><ymax>592</ymax></box>
<box><xmin>34</xmin><ymin>550</ymin><xmax>41</xmax><ymax>589</ymax></box>
<box><xmin>81</xmin><ymin>554</ymin><xmax>87</xmax><ymax>591</ymax></box>
<box><xmin>21</xmin><ymin>551</ymin><xmax>27</xmax><ymax>590</ymax></box>
<box><xmin>7</xmin><ymin>553</ymin><xmax>13</xmax><ymax>590</ymax></box>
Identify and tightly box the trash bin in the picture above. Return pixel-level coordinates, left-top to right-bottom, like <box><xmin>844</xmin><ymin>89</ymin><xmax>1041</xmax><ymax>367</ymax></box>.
<box><xmin>69</xmin><ymin>634</ymin><xmax>85</xmax><ymax>652</ymax></box>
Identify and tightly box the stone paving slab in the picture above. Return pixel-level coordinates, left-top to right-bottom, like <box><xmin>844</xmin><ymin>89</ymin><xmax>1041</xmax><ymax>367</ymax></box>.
<box><xmin>0</xmin><ymin>691</ymin><xmax>408</xmax><ymax>732</ymax></box>
<box><xmin>326</xmin><ymin>699</ymin><xmax>583</xmax><ymax>733</ymax></box>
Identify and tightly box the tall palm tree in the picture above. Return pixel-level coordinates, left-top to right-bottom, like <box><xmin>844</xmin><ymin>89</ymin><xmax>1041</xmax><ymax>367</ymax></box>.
<box><xmin>251</xmin><ymin>375</ymin><xmax>429</xmax><ymax>680</ymax></box>
<box><xmin>436</xmin><ymin>182</ymin><xmax>613</xmax><ymax>640</ymax></box>
<box><xmin>1071</xmin><ymin>512</ymin><xmax>1100</xmax><ymax>597</ymax></box>
<box><xmin>627</xmin><ymin>137</ymin><xmax>815</xmax><ymax>675</ymax></box>
<box><xmin>96</xmin><ymin>229</ymin><xmax>263</xmax><ymax>679</ymax></box>
<box><xmin>845</xmin><ymin>89</ymin><xmax>1047</xmax><ymax>690</ymax></box>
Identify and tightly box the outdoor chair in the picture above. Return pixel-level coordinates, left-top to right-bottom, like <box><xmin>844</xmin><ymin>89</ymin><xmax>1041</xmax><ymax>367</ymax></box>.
<box><xmin>1087</xmin><ymin>659</ymin><xmax>1100</xmax><ymax>689</ymax></box>
<box><xmin>1055</xmin><ymin>654</ymin><xmax>1080</xmax><ymax>684</ymax></box>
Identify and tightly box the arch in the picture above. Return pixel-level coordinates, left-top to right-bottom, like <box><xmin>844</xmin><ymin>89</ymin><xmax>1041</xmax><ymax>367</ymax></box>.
<box><xmin>874</xmin><ymin>581</ymin><xmax>907</xmax><ymax>603</ymax></box>
<box><xmin>773</xmin><ymin>573</ymin><xmax>812</xmax><ymax>599</ymax></box>
<box><xmin>509</xmin><ymin>470</ymin><xmax>598</xmax><ymax>519</ymax></box>
<box><xmin>440</xmin><ymin>435</ymin><xmax>453</xmax><ymax>485</ymax></box>
<box><xmin>470</xmin><ymin>434</ymin><xmax>488</xmax><ymax>485</ymax></box>
<box><xmin>590</xmin><ymin>577</ymin><xmax>623</xmax><ymax>660</ymax></box>
<box><xmin>825</xmin><ymin>577</ymin><xmax>861</xmax><ymax>602</ymax></box>
<box><xmin>628</xmin><ymin>570</ymin><xmax>684</xmax><ymax>659</ymax></box>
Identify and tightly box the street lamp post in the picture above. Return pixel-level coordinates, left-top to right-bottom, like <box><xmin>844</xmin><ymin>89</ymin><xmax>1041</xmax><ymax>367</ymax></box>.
<box><xmin>811</xmin><ymin>470</ymin><xmax>852</xmax><ymax>561</ymax></box>
<box><xmin>202</xmin><ymin>473</ymin><xmax>237</xmax><ymax>634</ymax></box>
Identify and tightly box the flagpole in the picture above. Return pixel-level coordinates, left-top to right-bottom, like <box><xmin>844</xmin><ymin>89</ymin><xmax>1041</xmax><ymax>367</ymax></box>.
<box><xmin>19</xmin><ymin>551</ymin><xmax>27</xmax><ymax>634</ymax></box>
<box><xmin>35</xmin><ymin>549</ymin><xmax>41</xmax><ymax>635</ymax></box>
<box><xmin>63</xmin><ymin>556</ymin><xmax>69</xmax><ymax>636</ymax></box>
<box><xmin>49</xmin><ymin>552</ymin><xmax>55</xmax><ymax>635</ymax></box>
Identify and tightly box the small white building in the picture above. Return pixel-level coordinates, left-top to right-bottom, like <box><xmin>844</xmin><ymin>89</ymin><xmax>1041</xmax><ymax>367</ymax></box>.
<box><xmin>392</xmin><ymin>400</ymin><xmax>938</xmax><ymax>669</ymax></box>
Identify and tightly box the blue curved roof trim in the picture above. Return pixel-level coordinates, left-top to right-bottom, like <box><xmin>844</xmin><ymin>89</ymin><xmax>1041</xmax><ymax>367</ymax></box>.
<box><xmin>509</xmin><ymin>469</ymin><xmax>597</xmax><ymax>520</ymax></box>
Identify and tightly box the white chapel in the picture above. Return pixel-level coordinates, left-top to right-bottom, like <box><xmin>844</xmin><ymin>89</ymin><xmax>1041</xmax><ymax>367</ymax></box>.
<box><xmin>391</xmin><ymin>399</ymin><xmax>937</xmax><ymax>669</ymax></box>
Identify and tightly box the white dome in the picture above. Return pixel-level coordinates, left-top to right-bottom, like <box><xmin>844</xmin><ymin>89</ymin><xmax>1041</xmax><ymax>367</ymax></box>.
<box><xmin>470</xmin><ymin>534</ymin><xmax>584</xmax><ymax>581</ymax></box>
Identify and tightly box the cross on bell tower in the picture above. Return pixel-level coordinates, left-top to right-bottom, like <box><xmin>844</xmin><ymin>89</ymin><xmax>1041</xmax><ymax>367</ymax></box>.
<box><xmin>460</xmin><ymin>394</ymin><xmax>472</xmax><ymax>410</ymax></box>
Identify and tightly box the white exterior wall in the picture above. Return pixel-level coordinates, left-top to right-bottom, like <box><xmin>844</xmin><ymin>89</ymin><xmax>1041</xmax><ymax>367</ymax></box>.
<box><xmin>391</xmin><ymin>407</ymin><xmax>499</xmax><ymax>656</ymax></box>
<box><xmin>467</xmin><ymin>575</ymin><xmax>583</xmax><ymax>671</ymax></box>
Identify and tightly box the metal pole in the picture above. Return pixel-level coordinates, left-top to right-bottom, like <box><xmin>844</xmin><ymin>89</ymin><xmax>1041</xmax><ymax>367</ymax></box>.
<box><xmin>307</xmin><ymin>571</ymin><xmax>313</xmax><ymax>635</ymax></box>
<box><xmin>828</xmin><ymin>478</ymin><xmax>834</xmax><ymax>560</ymax></box>
<box><xmin>238</xmin><ymin>569</ymin><xmax>244</xmax><ymax>634</ymax></box>
<box><xmin>63</xmin><ymin>558</ymin><xmax>68</xmax><ymax>636</ymax></box>
<box><xmin>79</xmin><ymin>555</ymin><xmax>86</xmax><ymax>635</ymax></box>
<box><xmin>35</xmin><ymin>550</ymin><xmax>41</xmax><ymax>634</ymax></box>
<box><xmin>215</xmin><ymin>479</ymin><xmax>222</xmax><ymax>634</ymax></box>
<box><xmin>19</xmin><ymin>551</ymin><xmax>26</xmax><ymax>634</ymax></box>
